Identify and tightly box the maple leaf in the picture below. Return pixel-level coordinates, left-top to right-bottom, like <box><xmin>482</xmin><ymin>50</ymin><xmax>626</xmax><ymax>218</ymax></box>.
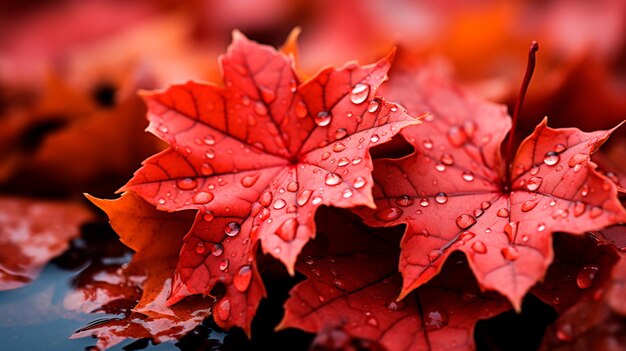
<box><xmin>540</xmin><ymin>255</ymin><xmax>626</xmax><ymax>350</ymax></box>
<box><xmin>280</xmin><ymin>209</ymin><xmax>509</xmax><ymax>351</ymax></box>
<box><xmin>121</xmin><ymin>31</ymin><xmax>419</xmax><ymax>333</ymax></box>
<box><xmin>354</xmin><ymin>68</ymin><xmax>626</xmax><ymax>309</ymax></box>
<box><xmin>70</xmin><ymin>193</ymin><xmax>213</xmax><ymax>349</ymax></box>
<box><xmin>0</xmin><ymin>197</ymin><xmax>92</xmax><ymax>290</ymax></box>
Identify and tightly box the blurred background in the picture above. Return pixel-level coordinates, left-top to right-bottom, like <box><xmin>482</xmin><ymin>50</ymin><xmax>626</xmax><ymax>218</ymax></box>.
<box><xmin>0</xmin><ymin>1</ymin><xmax>625</xmax><ymax>350</ymax></box>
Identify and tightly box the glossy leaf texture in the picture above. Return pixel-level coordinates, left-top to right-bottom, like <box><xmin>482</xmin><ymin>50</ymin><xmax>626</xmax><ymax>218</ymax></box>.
<box><xmin>280</xmin><ymin>209</ymin><xmax>509</xmax><ymax>351</ymax></box>
<box><xmin>70</xmin><ymin>193</ymin><xmax>213</xmax><ymax>349</ymax></box>
<box><xmin>540</xmin><ymin>256</ymin><xmax>626</xmax><ymax>350</ymax></box>
<box><xmin>0</xmin><ymin>197</ymin><xmax>93</xmax><ymax>290</ymax></box>
<box><xmin>355</xmin><ymin>68</ymin><xmax>626</xmax><ymax>309</ymax></box>
<box><xmin>121</xmin><ymin>31</ymin><xmax>419</xmax><ymax>332</ymax></box>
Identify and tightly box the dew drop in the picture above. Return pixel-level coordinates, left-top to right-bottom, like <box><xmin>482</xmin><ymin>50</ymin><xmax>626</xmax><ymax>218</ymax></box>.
<box><xmin>424</xmin><ymin>307</ymin><xmax>449</xmax><ymax>331</ymax></box>
<box><xmin>440</xmin><ymin>153</ymin><xmax>454</xmax><ymax>165</ymax></box>
<box><xmin>273</xmin><ymin>199</ymin><xmax>286</xmax><ymax>210</ymax></box>
<box><xmin>462</xmin><ymin>171</ymin><xmax>475</xmax><ymax>182</ymax></box>
<box><xmin>556</xmin><ymin>323</ymin><xmax>573</xmax><ymax>342</ymax></box>
<box><xmin>342</xmin><ymin>189</ymin><xmax>353</xmax><ymax>198</ymax></box>
<box><xmin>576</xmin><ymin>264</ymin><xmax>599</xmax><ymax>289</ymax></box>
<box><xmin>177</xmin><ymin>178</ymin><xmax>198</xmax><ymax>190</ymax></box>
<box><xmin>396</xmin><ymin>195</ymin><xmax>414</xmax><ymax>207</ymax></box>
<box><xmin>241</xmin><ymin>173</ymin><xmax>260</xmax><ymax>187</ymax></box>
<box><xmin>370</xmin><ymin>134</ymin><xmax>380</xmax><ymax>143</ymax></box>
<box><xmin>254</xmin><ymin>102</ymin><xmax>268</xmax><ymax>115</ymax></box>
<box><xmin>543</xmin><ymin>151</ymin><xmax>560</xmax><ymax>166</ymax></box>
<box><xmin>287</xmin><ymin>181</ymin><xmax>299</xmax><ymax>192</ymax></box>
<box><xmin>211</xmin><ymin>243</ymin><xmax>223</xmax><ymax>256</ymax></box>
<box><xmin>435</xmin><ymin>163</ymin><xmax>446</xmax><ymax>172</ymax></box>
<box><xmin>496</xmin><ymin>208</ymin><xmax>509</xmax><ymax>218</ymax></box>
<box><xmin>504</xmin><ymin>221</ymin><xmax>518</xmax><ymax>241</ymax></box>
<box><xmin>568</xmin><ymin>153</ymin><xmax>587</xmax><ymax>167</ymax></box>
<box><xmin>589</xmin><ymin>206</ymin><xmax>603</xmax><ymax>219</ymax></box>
<box><xmin>375</xmin><ymin>207</ymin><xmax>403</xmax><ymax>222</ymax></box>
<box><xmin>216</xmin><ymin>299</ymin><xmax>230</xmax><ymax>320</ymax></box>
<box><xmin>204</xmin><ymin>135</ymin><xmax>216</xmax><ymax>145</ymax></box>
<box><xmin>521</xmin><ymin>200</ymin><xmax>538</xmax><ymax>212</ymax></box>
<box><xmin>447</xmin><ymin>126</ymin><xmax>468</xmax><ymax>147</ymax></box>
<box><xmin>311</xmin><ymin>196</ymin><xmax>323</xmax><ymax>205</ymax></box>
<box><xmin>350</xmin><ymin>83</ymin><xmax>370</xmax><ymax>104</ymax></box>
<box><xmin>295</xmin><ymin>101</ymin><xmax>308</xmax><ymax>118</ymax></box>
<box><xmin>233</xmin><ymin>265</ymin><xmax>252</xmax><ymax>292</ymax></box>
<box><xmin>386</xmin><ymin>299</ymin><xmax>407</xmax><ymax>311</ymax></box>
<box><xmin>367</xmin><ymin>99</ymin><xmax>380</xmax><ymax>113</ymax></box>
<box><xmin>224</xmin><ymin>222</ymin><xmax>240</xmax><ymax>237</ymax></box>
<box><xmin>460</xmin><ymin>231</ymin><xmax>475</xmax><ymax>241</ymax></box>
<box><xmin>435</xmin><ymin>192</ymin><xmax>448</xmax><ymax>204</ymax></box>
<box><xmin>195</xmin><ymin>241</ymin><xmax>206</xmax><ymax>254</ymax></box>
<box><xmin>352</xmin><ymin>157</ymin><xmax>362</xmax><ymax>165</ymax></box>
<box><xmin>315</xmin><ymin>111</ymin><xmax>332</xmax><ymax>126</ymax></box>
<box><xmin>481</xmin><ymin>201</ymin><xmax>491</xmax><ymax>210</ymax></box>
<box><xmin>537</xmin><ymin>223</ymin><xmax>546</xmax><ymax>232</ymax></box>
<box><xmin>337</xmin><ymin>157</ymin><xmax>350</xmax><ymax>167</ymax></box>
<box><xmin>471</xmin><ymin>241</ymin><xmax>487</xmax><ymax>254</ymax></box>
<box><xmin>333</xmin><ymin>142</ymin><xmax>346</xmax><ymax>152</ymax></box>
<box><xmin>335</xmin><ymin>128</ymin><xmax>348</xmax><ymax>140</ymax></box>
<box><xmin>455</xmin><ymin>214</ymin><xmax>476</xmax><ymax>229</ymax></box>
<box><xmin>158</xmin><ymin>197</ymin><xmax>166</xmax><ymax>205</ymax></box>
<box><xmin>501</xmin><ymin>247</ymin><xmax>520</xmax><ymax>261</ymax></box>
<box><xmin>203</xmin><ymin>211</ymin><xmax>215</xmax><ymax>222</ymax></box>
<box><xmin>353</xmin><ymin>176</ymin><xmax>366</xmax><ymax>189</ymax></box>
<box><xmin>554</xmin><ymin>143</ymin><xmax>567</xmax><ymax>153</ymax></box>
<box><xmin>573</xmin><ymin>201</ymin><xmax>586</xmax><ymax>217</ymax></box>
<box><xmin>219</xmin><ymin>259</ymin><xmax>229</xmax><ymax>271</ymax></box>
<box><xmin>296</xmin><ymin>189</ymin><xmax>313</xmax><ymax>206</ymax></box>
<box><xmin>366</xmin><ymin>317</ymin><xmax>379</xmax><ymax>327</ymax></box>
<box><xmin>428</xmin><ymin>249</ymin><xmax>442</xmax><ymax>261</ymax></box>
<box><xmin>259</xmin><ymin>191</ymin><xmax>273</xmax><ymax>207</ymax></box>
<box><xmin>420</xmin><ymin>198</ymin><xmax>429</xmax><ymax>207</ymax></box>
<box><xmin>193</xmin><ymin>191</ymin><xmax>214</xmax><ymax>205</ymax></box>
<box><xmin>423</xmin><ymin>139</ymin><xmax>434</xmax><ymax>150</ymax></box>
<box><xmin>276</xmin><ymin>218</ymin><xmax>298</xmax><ymax>242</ymax></box>
<box><xmin>324</xmin><ymin>172</ymin><xmax>343</xmax><ymax>186</ymax></box>
<box><xmin>200</xmin><ymin>163</ymin><xmax>215</xmax><ymax>176</ymax></box>
<box><xmin>321</xmin><ymin>151</ymin><xmax>331</xmax><ymax>160</ymax></box>
<box><xmin>473</xmin><ymin>208</ymin><xmax>484</xmax><ymax>217</ymax></box>
<box><xmin>525</xmin><ymin>177</ymin><xmax>543</xmax><ymax>191</ymax></box>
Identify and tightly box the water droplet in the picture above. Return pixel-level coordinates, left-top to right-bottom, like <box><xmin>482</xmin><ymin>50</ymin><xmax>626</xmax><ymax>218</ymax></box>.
<box><xmin>537</xmin><ymin>223</ymin><xmax>546</xmax><ymax>232</ymax></box>
<box><xmin>203</xmin><ymin>211</ymin><xmax>215</xmax><ymax>222</ymax></box>
<box><xmin>200</xmin><ymin>163</ymin><xmax>215</xmax><ymax>176</ymax></box>
<box><xmin>254</xmin><ymin>102</ymin><xmax>268</xmax><ymax>115</ymax></box>
<box><xmin>554</xmin><ymin>143</ymin><xmax>567</xmax><ymax>153</ymax></box>
<box><xmin>440</xmin><ymin>153</ymin><xmax>454</xmax><ymax>165</ymax></box>
<box><xmin>370</xmin><ymin>134</ymin><xmax>380</xmax><ymax>143</ymax></box>
<box><xmin>481</xmin><ymin>201</ymin><xmax>491</xmax><ymax>210</ymax></box>
<box><xmin>460</xmin><ymin>231</ymin><xmax>475</xmax><ymax>241</ymax></box>
<box><xmin>233</xmin><ymin>265</ymin><xmax>253</xmax><ymax>292</ymax></box>
<box><xmin>321</xmin><ymin>151</ymin><xmax>331</xmax><ymax>160</ymax></box>
<box><xmin>332</xmin><ymin>278</ymin><xmax>344</xmax><ymax>289</ymax></box>
<box><xmin>311</xmin><ymin>196</ymin><xmax>323</xmax><ymax>205</ymax></box>
<box><xmin>259</xmin><ymin>191</ymin><xmax>273</xmax><ymax>207</ymax></box>
<box><xmin>195</xmin><ymin>241</ymin><xmax>206</xmax><ymax>254</ymax></box>
<box><xmin>295</xmin><ymin>100</ymin><xmax>308</xmax><ymax>118</ymax></box>
<box><xmin>204</xmin><ymin>135</ymin><xmax>216</xmax><ymax>145</ymax></box>
<box><xmin>462</xmin><ymin>121</ymin><xmax>477</xmax><ymax>138</ymax></box>
<box><xmin>396</xmin><ymin>195</ymin><xmax>414</xmax><ymax>207</ymax></box>
<box><xmin>420</xmin><ymin>198</ymin><xmax>429</xmax><ymax>207</ymax></box>
<box><xmin>225</xmin><ymin>222</ymin><xmax>240</xmax><ymax>237</ymax></box>
<box><xmin>576</xmin><ymin>264</ymin><xmax>599</xmax><ymax>289</ymax></box>
<box><xmin>435</xmin><ymin>192</ymin><xmax>448</xmax><ymax>204</ymax></box>
<box><xmin>353</xmin><ymin>176</ymin><xmax>366</xmax><ymax>189</ymax></box>
<box><xmin>501</xmin><ymin>247</ymin><xmax>520</xmax><ymax>261</ymax></box>
<box><xmin>177</xmin><ymin>178</ymin><xmax>198</xmax><ymax>190</ymax></box>
<box><xmin>211</xmin><ymin>243</ymin><xmax>223</xmax><ymax>256</ymax></box>
<box><xmin>333</xmin><ymin>142</ymin><xmax>346</xmax><ymax>152</ymax></box>
<box><xmin>219</xmin><ymin>259</ymin><xmax>229</xmax><ymax>271</ymax></box>
<box><xmin>424</xmin><ymin>307</ymin><xmax>449</xmax><ymax>331</ymax></box>
<box><xmin>337</xmin><ymin>157</ymin><xmax>350</xmax><ymax>167</ymax></box>
<box><xmin>352</xmin><ymin>157</ymin><xmax>362</xmax><ymax>165</ymax></box>
<box><xmin>471</xmin><ymin>241</ymin><xmax>487</xmax><ymax>254</ymax></box>
<box><xmin>241</xmin><ymin>173</ymin><xmax>260</xmax><ymax>187</ymax></box>
<box><xmin>423</xmin><ymin>139</ymin><xmax>434</xmax><ymax>150</ymax></box>
<box><xmin>350</xmin><ymin>83</ymin><xmax>370</xmax><ymax>104</ymax></box>
<box><xmin>504</xmin><ymin>221</ymin><xmax>518</xmax><ymax>241</ymax></box>
<box><xmin>367</xmin><ymin>99</ymin><xmax>380</xmax><ymax>113</ymax></box>
<box><xmin>158</xmin><ymin>125</ymin><xmax>169</xmax><ymax>133</ymax></box>
<box><xmin>275</xmin><ymin>218</ymin><xmax>298</xmax><ymax>242</ymax></box>
<box><xmin>366</xmin><ymin>317</ymin><xmax>379</xmax><ymax>327</ymax></box>
<box><xmin>521</xmin><ymin>200</ymin><xmax>538</xmax><ymax>212</ymax></box>
<box><xmin>386</xmin><ymin>299</ymin><xmax>407</xmax><ymax>311</ymax></box>
<box><xmin>315</xmin><ymin>111</ymin><xmax>331</xmax><ymax>126</ymax></box>
<box><xmin>158</xmin><ymin>197</ymin><xmax>166</xmax><ymax>205</ymax></box>
<box><xmin>428</xmin><ymin>249</ymin><xmax>442</xmax><ymax>261</ymax></box>
<box><xmin>296</xmin><ymin>189</ymin><xmax>313</xmax><ymax>206</ymax></box>
<box><xmin>543</xmin><ymin>151</ymin><xmax>560</xmax><ymax>166</ymax></box>
<box><xmin>581</xmin><ymin>184</ymin><xmax>589</xmax><ymax>197</ymax></box>
<box><xmin>526</xmin><ymin>177</ymin><xmax>543</xmax><ymax>191</ymax></box>
<box><xmin>556</xmin><ymin>323</ymin><xmax>573</xmax><ymax>342</ymax></box>
<box><xmin>325</xmin><ymin>172</ymin><xmax>342</xmax><ymax>186</ymax></box>
<box><xmin>216</xmin><ymin>299</ymin><xmax>231</xmax><ymax>320</ymax></box>
<box><xmin>573</xmin><ymin>201</ymin><xmax>586</xmax><ymax>217</ymax></box>
<box><xmin>342</xmin><ymin>189</ymin><xmax>353</xmax><ymax>198</ymax></box>
<box><xmin>193</xmin><ymin>191</ymin><xmax>214</xmax><ymax>205</ymax></box>
<box><xmin>456</xmin><ymin>214</ymin><xmax>476</xmax><ymax>229</ymax></box>
<box><xmin>375</xmin><ymin>206</ymin><xmax>403</xmax><ymax>222</ymax></box>
<box><xmin>496</xmin><ymin>208</ymin><xmax>509</xmax><ymax>218</ymax></box>
<box><xmin>447</xmin><ymin>126</ymin><xmax>468</xmax><ymax>147</ymax></box>
<box><xmin>589</xmin><ymin>206</ymin><xmax>603</xmax><ymax>219</ymax></box>
<box><xmin>335</xmin><ymin>128</ymin><xmax>348</xmax><ymax>140</ymax></box>
<box><xmin>568</xmin><ymin>153</ymin><xmax>587</xmax><ymax>167</ymax></box>
<box><xmin>473</xmin><ymin>208</ymin><xmax>484</xmax><ymax>217</ymax></box>
<box><xmin>462</xmin><ymin>171</ymin><xmax>475</xmax><ymax>182</ymax></box>
<box><xmin>273</xmin><ymin>199</ymin><xmax>286</xmax><ymax>210</ymax></box>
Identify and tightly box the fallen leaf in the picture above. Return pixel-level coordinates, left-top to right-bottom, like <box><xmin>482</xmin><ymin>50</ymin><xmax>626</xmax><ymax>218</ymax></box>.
<box><xmin>355</xmin><ymin>68</ymin><xmax>626</xmax><ymax>309</ymax></box>
<box><xmin>0</xmin><ymin>197</ymin><xmax>93</xmax><ymax>290</ymax></box>
<box><xmin>280</xmin><ymin>210</ymin><xmax>509</xmax><ymax>351</ymax></box>
<box><xmin>121</xmin><ymin>31</ymin><xmax>418</xmax><ymax>332</ymax></box>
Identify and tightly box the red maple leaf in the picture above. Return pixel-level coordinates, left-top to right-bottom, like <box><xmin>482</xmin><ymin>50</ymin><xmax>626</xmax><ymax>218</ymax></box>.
<box><xmin>280</xmin><ymin>209</ymin><xmax>509</xmax><ymax>351</ymax></box>
<box><xmin>121</xmin><ymin>31</ymin><xmax>419</xmax><ymax>332</ymax></box>
<box><xmin>354</xmin><ymin>66</ymin><xmax>626</xmax><ymax>309</ymax></box>
<box><xmin>0</xmin><ymin>197</ymin><xmax>93</xmax><ymax>290</ymax></box>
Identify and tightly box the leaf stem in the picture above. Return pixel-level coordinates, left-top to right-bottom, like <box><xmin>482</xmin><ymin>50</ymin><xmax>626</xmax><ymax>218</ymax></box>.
<box><xmin>505</xmin><ymin>41</ymin><xmax>539</xmax><ymax>188</ymax></box>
